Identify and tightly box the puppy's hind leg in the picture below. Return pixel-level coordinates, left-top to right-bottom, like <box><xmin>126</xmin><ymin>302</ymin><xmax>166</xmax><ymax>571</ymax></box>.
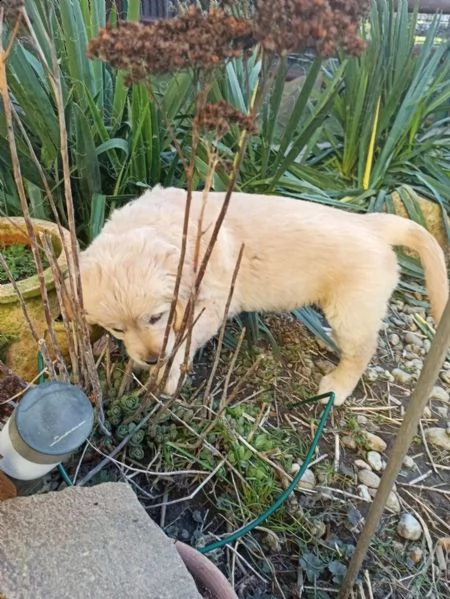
<box><xmin>318</xmin><ymin>262</ymin><xmax>398</xmax><ymax>406</ymax></box>
<box><xmin>318</xmin><ymin>325</ymin><xmax>379</xmax><ymax>407</ymax></box>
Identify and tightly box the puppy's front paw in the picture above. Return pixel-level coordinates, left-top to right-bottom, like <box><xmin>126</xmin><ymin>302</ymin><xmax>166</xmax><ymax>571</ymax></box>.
<box><xmin>162</xmin><ymin>373</ymin><xmax>179</xmax><ymax>395</ymax></box>
<box><xmin>161</xmin><ymin>365</ymin><xmax>189</xmax><ymax>396</ymax></box>
<box><xmin>318</xmin><ymin>374</ymin><xmax>351</xmax><ymax>407</ymax></box>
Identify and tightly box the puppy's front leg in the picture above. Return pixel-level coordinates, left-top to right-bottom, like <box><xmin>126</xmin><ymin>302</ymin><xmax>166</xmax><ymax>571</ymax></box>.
<box><xmin>164</xmin><ymin>302</ymin><xmax>225</xmax><ymax>395</ymax></box>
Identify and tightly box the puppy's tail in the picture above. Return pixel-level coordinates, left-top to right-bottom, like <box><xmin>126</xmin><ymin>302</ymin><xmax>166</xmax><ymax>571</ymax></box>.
<box><xmin>367</xmin><ymin>213</ymin><xmax>448</xmax><ymax>323</ymax></box>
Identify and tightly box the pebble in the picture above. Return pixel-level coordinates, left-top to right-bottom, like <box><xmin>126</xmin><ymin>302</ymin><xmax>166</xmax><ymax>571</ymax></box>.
<box><xmin>358</xmin><ymin>469</ymin><xmax>381</xmax><ymax>489</ymax></box>
<box><xmin>356</xmin><ymin>415</ymin><xmax>368</xmax><ymax>425</ymax></box>
<box><xmin>389</xmin><ymin>333</ymin><xmax>400</xmax><ymax>346</ymax></box>
<box><xmin>386</xmin><ymin>491</ymin><xmax>401</xmax><ymax>514</ymax></box>
<box><xmin>393</xmin><ymin>368</ymin><xmax>413</xmax><ymax>385</ymax></box>
<box><xmin>424</xmin><ymin>427</ymin><xmax>450</xmax><ymax>451</ymax></box>
<box><xmin>365</xmin><ymin>368</ymin><xmax>379</xmax><ymax>382</ymax></box>
<box><xmin>384</xmin><ymin>370</ymin><xmax>395</xmax><ymax>382</ymax></box>
<box><xmin>429</xmin><ymin>386</ymin><xmax>449</xmax><ymax>403</ymax></box>
<box><xmin>367</xmin><ymin>488</ymin><xmax>401</xmax><ymax>513</ymax></box>
<box><xmin>291</xmin><ymin>466</ymin><xmax>316</xmax><ymax>490</ymax></box>
<box><xmin>402</xmin><ymin>455</ymin><xmax>416</xmax><ymax>469</ymax></box>
<box><xmin>436</xmin><ymin>406</ymin><xmax>449</xmax><ymax>419</ymax></box>
<box><xmin>423</xmin><ymin>406</ymin><xmax>432</xmax><ymax>419</ymax></box>
<box><xmin>367</xmin><ymin>451</ymin><xmax>383</xmax><ymax>472</ymax></box>
<box><xmin>397</xmin><ymin>513</ymin><xmax>422</xmax><ymax>541</ymax></box>
<box><xmin>408</xmin><ymin>546</ymin><xmax>424</xmax><ymax>565</ymax></box>
<box><xmin>357</xmin><ymin>484</ymin><xmax>372</xmax><ymax>502</ymax></box>
<box><xmin>439</xmin><ymin>370</ymin><xmax>450</xmax><ymax>385</ymax></box>
<box><xmin>404</xmin><ymin>332</ymin><xmax>423</xmax><ymax>347</ymax></box>
<box><xmin>341</xmin><ymin>435</ymin><xmax>357</xmax><ymax>450</ymax></box>
<box><xmin>423</xmin><ymin>339</ymin><xmax>431</xmax><ymax>352</ymax></box>
<box><xmin>390</xmin><ymin>317</ymin><xmax>404</xmax><ymax>327</ymax></box>
<box><xmin>409</xmin><ymin>358</ymin><xmax>424</xmax><ymax>372</ymax></box>
<box><xmin>355</xmin><ymin>459</ymin><xmax>371</xmax><ymax>470</ymax></box>
<box><xmin>310</xmin><ymin>520</ymin><xmax>327</xmax><ymax>538</ymax></box>
<box><xmin>362</xmin><ymin>431</ymin><xmax>387</xmax><ymax>453</ymax></box>
<box><xmin>263</xmin><ymin>531</ymin><xmax>282</xmax><ymax>552</ymax></box>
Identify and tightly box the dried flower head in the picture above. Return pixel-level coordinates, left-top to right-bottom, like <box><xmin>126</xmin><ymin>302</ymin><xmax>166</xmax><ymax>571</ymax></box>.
<box><xmin>0</xmin><ymin>0</ymin><xmax>24</xmax><ymax>22</ymax></box>
<box><xmin>0</xmin><ymin>374</ymin><xmax>24</xmax><ymax>404</ymax></box>
<box><xmin>87</xmin><ymin>5</ymin><xmax>255</xmax><ymax>82</ymax></box>
<box><xmin>194</xmin><ymin>100</ymin><xmax>256</xmax><ymax>139</ymax></box>
<box><xmin>253</xmin><ymin>0</ymin><xmax>370</xmax><ymax>57</ymax></box>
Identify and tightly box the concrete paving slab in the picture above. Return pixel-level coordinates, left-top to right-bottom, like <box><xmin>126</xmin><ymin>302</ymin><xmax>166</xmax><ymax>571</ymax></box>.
<box><xmin>0</xmin><ymin>482</ymin><xmax>202</xmax><ymax>599</ymax></box>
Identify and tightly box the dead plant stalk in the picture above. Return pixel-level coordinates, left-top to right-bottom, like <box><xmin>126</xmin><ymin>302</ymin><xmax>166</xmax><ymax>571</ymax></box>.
<box><xmin>0</xmin><ymin>9</ymin><xmax>62</xmax><ymax>377</ymax></box>
<box><xmin>339</xmin><ymin>296</ymin><xmax>450</xmax><ymax>598</ymax></box>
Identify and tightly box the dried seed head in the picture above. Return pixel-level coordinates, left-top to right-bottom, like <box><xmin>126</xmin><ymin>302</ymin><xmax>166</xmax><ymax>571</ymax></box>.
<box><xmin>253</xmin><ymin>0</ymin><xmax>370</xmax><ymax>57</ymax></box>
<box><xmin>0</xmin><ymin>0</ymin><xmax>24</xmax><ymax>21</ymax></box>
<box><xmin>0</xmin><ymin>374</ymin><xmax>24</xmax><ymax>404</ymax></box>
<box><xmin>87</xmin><ymin>5</ymin><xmax>255</xmax><ymax>81</ymax></box>
<box><xmin>195</xmin><ymin>100</ymin><xmax>257</xmax><ymax>139</ymax></box>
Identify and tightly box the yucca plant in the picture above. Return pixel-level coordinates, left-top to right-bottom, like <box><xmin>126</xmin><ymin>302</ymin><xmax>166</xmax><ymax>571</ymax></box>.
<box><xmin>319</xmin><ymin>0</ymin><xmax>450</xmax><ymax>217</ymax></box>
<box><xmin>0</xmin><ymin>0</ymin><xmax>195</xmax><ymax>243</ymax></box>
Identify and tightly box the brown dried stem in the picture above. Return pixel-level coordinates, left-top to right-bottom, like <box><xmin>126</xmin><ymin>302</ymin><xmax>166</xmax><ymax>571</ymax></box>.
<box><xmin>0</xmin><ymin>12</ymin><xmax>62</xmax><ymax>375</ymax></box>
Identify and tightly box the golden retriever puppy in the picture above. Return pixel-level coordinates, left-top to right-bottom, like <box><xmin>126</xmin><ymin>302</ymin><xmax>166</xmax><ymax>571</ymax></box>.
<box><xmin>78</xmin><ymin>186</ymin><xmax>448</xmax><ymax>405</ymax></box>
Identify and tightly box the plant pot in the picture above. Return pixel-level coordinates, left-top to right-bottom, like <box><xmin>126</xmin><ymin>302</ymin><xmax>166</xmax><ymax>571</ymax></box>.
<box><xmin>174</xmin><ymin>540</ymin><xmax>238</xmax><ymax>599</ymax></box>
<box><xmin>0</xmin><ymin>217</ymin><xmax>72</xmax><ymax>381</ymax></box>
<box><xmin>391</xmin><ymin>191</ymin><xmax>448</xmax><ymax>251</ymax></box>
<box><xmin>0</xmin><ymin>470</ymin><xmax>17</xmax><ymax>500</ymax></box>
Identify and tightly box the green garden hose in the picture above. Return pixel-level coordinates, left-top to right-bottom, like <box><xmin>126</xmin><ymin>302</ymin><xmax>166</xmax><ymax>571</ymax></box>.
<box><xmin>37</xmin><ymin>351</ymin><xmax>334</xmax><ymax>551</ymax></box>
<box><xmin>199</xmin><ymin>391</ymin><xmax>334</xmax><ymax>554</ymax></box>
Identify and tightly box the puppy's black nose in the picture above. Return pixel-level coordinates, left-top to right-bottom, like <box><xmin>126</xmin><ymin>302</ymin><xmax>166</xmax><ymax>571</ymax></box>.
<box><xmin>144</xmin><ymin>356</ymin><xmax>159</xmax><ymax>365</ymax></box>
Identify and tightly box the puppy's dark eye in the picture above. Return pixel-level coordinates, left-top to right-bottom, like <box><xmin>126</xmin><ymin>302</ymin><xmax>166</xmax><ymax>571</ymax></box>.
<box><xmin>148</xmin><ymin>313</ymin><xmax>163</xmax><ymax>325</ymax></box>
<box><xmin>111</xmin><ymin>327</ymin><xmax>124</xmax><ymax>334</ymax></box>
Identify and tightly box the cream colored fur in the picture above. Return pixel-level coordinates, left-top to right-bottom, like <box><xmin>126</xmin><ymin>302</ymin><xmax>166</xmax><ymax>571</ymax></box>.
<box><xmin>79</xmin><ymin>186</ymin><xmax>448</xmax><ymax>405</ymax></box>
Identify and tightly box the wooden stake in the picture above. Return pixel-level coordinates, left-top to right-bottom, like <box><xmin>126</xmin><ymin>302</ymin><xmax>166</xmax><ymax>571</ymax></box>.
<box><xmin>338</xmin><ymin>297</ymin><xmax>450</xmax><ymax>598</ymax></box>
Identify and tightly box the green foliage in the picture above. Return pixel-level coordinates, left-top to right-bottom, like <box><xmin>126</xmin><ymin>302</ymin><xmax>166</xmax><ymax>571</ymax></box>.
<box><xmin>0</xmin><ymin>243</ymin><xmax>48</xmax><ymax>283</ymax></box>
<box><xmin>0</xmin><ymin>333</ymin><xmax>18</xmax><ymax>361</ymax></box>
<box><xmin>2</xmin><ymin>0</ymin><xmax>449</xmax><ymax>350</ymax></box>
<box><xmin>320</xmin><ymin>0</ymin><xmax>450</xmax><ymax>203</ymax></box>
<box><xmin>0</xmin><ymin>0</ymin><xmax>195</xmax><ymax>244</ymax></box>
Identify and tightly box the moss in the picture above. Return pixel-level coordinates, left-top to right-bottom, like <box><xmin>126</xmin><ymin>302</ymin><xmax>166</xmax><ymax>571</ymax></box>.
<box><xmin>0</xmin><ymin>244</ymin><xmax>49</xmax><ymax>284</ymax></box>
<box><xmin>0</xmin><ymin>334</ymin><xmax>19</xmax><ymax>362</ymax></box>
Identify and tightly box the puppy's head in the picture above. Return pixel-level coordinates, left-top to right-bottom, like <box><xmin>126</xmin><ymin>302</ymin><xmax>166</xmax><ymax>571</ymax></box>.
<box><xmin>79</xmin><ymin>228</ymin><xmax>189</xmax><ymax>367</ymax></box>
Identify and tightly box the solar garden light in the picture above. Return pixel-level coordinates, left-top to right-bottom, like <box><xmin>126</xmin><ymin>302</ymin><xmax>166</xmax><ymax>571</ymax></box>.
<box><xmin>0</xmin><ymin>381</ymin><xmax>94</xmax><ymax>480</ymax></box>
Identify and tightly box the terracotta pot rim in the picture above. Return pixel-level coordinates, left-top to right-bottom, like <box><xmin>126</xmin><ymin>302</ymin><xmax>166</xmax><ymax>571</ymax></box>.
<box><xmin>0</xmin><ymin>217</ymin><xmax>72</xmax><ymax>304</ymax></box>
<box><xmin>174</xmin><ymin>540</ymin><xmax>238</xmax><ymax>599</ymax></box>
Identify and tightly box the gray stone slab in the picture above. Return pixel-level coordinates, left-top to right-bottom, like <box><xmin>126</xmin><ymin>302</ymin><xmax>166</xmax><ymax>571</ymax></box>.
<box><xmin>0</xmin><ymin>482</ymin><xmax>202</xmax><ymax>599</ymax></box>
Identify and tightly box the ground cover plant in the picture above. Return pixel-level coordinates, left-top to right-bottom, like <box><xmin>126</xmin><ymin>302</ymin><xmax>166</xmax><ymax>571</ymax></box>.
<box><xmin>0</xmin><ymin>243</ymin><xmax>48</xmax><ymax>283</ymax></box>
<box><xmin>0</xmin><ymin>1</ymin><xmax>449</xmax><ymax>598</ymax></box>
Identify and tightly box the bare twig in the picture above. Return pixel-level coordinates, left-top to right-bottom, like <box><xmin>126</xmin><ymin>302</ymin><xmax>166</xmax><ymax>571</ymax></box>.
<box><xmin>203</xmin><ymin>244</ymin><xmax>245</xmax><ymax>400</ymax></box>
<box><xmin>339</xmin><ymin>297</ymin><xmax>450</xmax><ymax>598</ymax></box>
<box><xmin>419</xmin><ymin>420</ymin><xmax>442</xmax><ymax>478</ymax></box>
<box><xmin>0</xmin><ymin>18</ymin><xmax>61</xmax><ymax>375</ymax></box>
